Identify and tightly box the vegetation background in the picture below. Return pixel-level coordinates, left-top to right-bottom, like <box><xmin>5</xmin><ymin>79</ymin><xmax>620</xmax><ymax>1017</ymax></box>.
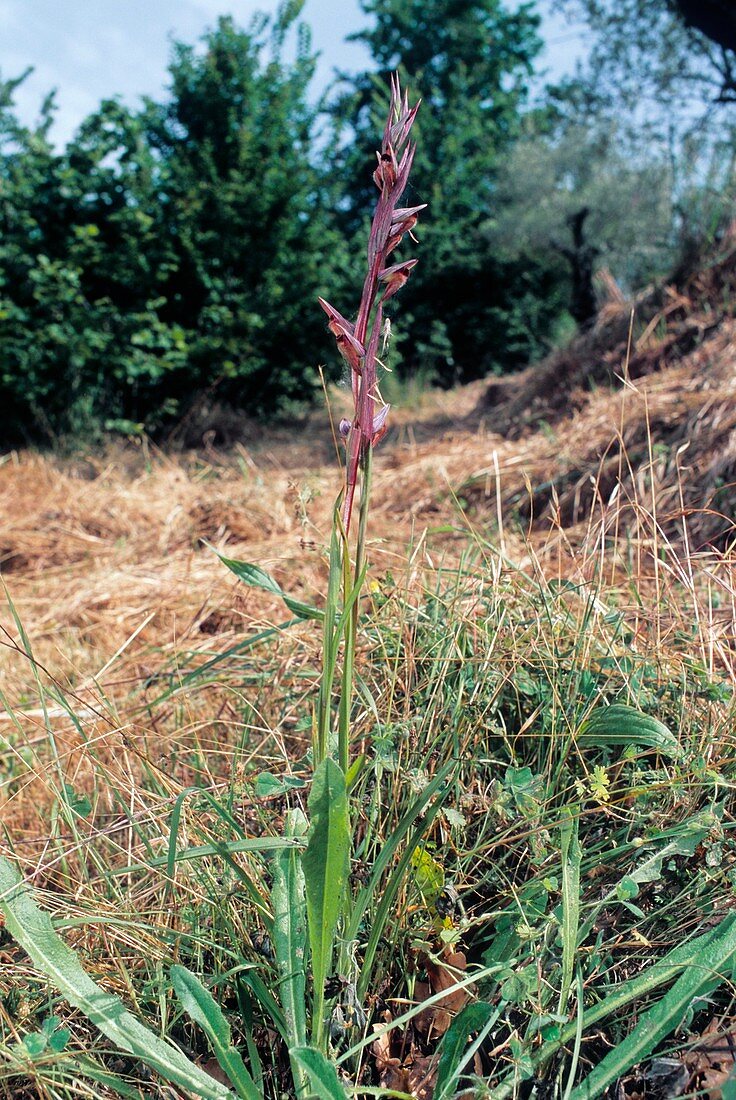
<box><xmin>1</xmin><ymin>2</ymin><xmax>736</xmax><ymax>1099</ymax></box>
<box><xmin>1</xmin><ymin>0</ymin><xmax>734</xmax><ymax>444</ymax></box>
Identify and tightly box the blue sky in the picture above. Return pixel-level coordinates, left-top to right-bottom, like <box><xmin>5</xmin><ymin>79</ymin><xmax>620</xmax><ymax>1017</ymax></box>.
<box><xmin>0</xmin><ymin>0</ymin><xmax>587</xmax><ymax>148</ymax></box>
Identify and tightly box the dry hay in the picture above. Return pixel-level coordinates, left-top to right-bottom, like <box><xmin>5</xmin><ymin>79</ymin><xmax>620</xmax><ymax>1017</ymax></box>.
<box><xmin>2</xmin><ymin>237</ymin><xmax>736</xmax><ymax>835</ymax></box>
<box><xmin>481</xmin><ymin>222</ymin><xmax>736</xmax><ymax>442</ymax></box>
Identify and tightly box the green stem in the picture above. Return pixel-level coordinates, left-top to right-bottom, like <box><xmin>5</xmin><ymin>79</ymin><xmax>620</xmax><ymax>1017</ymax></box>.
<box><xmin>316</xmin><ymin>508</ymin><xmax>344</xmax><ymax>765</ymax></box>
<box><xmin>338</xmin><ymin>446</ymin><xmax>373</xmax><ymax>774</ymax></box>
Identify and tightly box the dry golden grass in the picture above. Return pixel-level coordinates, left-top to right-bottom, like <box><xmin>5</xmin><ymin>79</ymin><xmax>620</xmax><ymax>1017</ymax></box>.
<box><xmin>2</xmin><ymin>262</ymin><xmax>735</xmax><ymax>842</ymax></box>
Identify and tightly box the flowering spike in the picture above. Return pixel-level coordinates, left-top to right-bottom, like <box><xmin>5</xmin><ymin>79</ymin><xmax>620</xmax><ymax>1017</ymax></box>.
<box><xmin>319</xmin><ymin>76</ymin><xmax>423</xmax><ymax>532</ymax></box>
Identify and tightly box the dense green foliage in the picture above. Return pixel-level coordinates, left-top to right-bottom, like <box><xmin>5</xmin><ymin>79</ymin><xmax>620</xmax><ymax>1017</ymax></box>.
<box><xmin>556</xmin><ymin>0</ymin><xmax>736</xmax><ymax>109</ymax></box>
<box><xmin>0</xmin><ymin>6</ymin><xmax>333</xmax><ymax>442</ymax></box>
<box><xmin>552</xmin><ymin>0</ymin><xmax>736</xmax><ymax>256</ymax></box>
<box><xmin>0</xmin><ymin>0</ymin><xmax>731</xmax><ymax>440</ymax></box>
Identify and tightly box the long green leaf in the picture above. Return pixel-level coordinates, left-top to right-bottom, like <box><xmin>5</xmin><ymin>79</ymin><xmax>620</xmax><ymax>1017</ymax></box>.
<box><xmin>558</xmin><ymin>809</ymin><xmax>581</xmax><ymax>1015</ymax></box>
<box><xmin>489</xmin><ymin>917</ymin><xmax>736</xmax><ymax>1100</ymax></box>
<box><xmin>114</xmin><ymin>834</ymin><xmax>301</xmax><ymax>876</ymax></box>
<box><xmin>578</xmin><ymin>703</ymin><xmax>680</xmax><ymax>757</ymax></box>
<box><xmin>237</xmin><ymin>968</ymin><xmax>288</xmax><ymax>1041</ymax></box>
<box><xmin>171</xmin><ymin>965</ymin><xmax>260</xmax><ymax>1100</ymax></box>
<box><xmin>435</xmin><ymin>1001</ymin><xmax>496</xmax><ymax>1099</ymax></box>
<box><xmin>291</xmin><ymin>1046</ymin><xmax>348</xmax><ymax>1100</ymax></box>
<box><xmin>213</xmin><ymin>549</ymin><xmax>324</xmax><ymax>622</ymax></box>
<box><xmin>303</xmin><ymin>758</ymin><xmax>350</xmax><ymax>1048</ymax></box>
<box><xmin>354</xmin><ymin>763</ymin><xmax>454</xmax><ymax>1000</ymax></box>
<box><xmin>569</xmin><ymin>913</ymin><xmax>736</xmax><ymax>1099</ymax></box>
<box><xmin>0</xmin><ymin>856</ymin><xmax>233</xmax><ymax>1100</ymax></box>
<box><xmin>150</xmin><ymin>620</ymin><xmax>292</xmax><ymax>704</ymax></box>
<box><xmin>271</xmin><ymin>809</ymin><xmax>308</xmax><ymax>1088</ymax></box>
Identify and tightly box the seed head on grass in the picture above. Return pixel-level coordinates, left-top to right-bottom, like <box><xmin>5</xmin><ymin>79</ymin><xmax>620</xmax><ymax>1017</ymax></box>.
<box><xmin>319</xmin><ymin>74</ymin><xmax>425</xmax><ymax>531</ymax></box>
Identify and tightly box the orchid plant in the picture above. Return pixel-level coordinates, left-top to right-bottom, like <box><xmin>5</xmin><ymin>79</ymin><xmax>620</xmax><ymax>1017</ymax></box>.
<box><xmin>319</xmin><ymin>74</ymin><xmax>424</xmax><ymax>535</ymax></box>
<box><xmin>315</xmin><ymin>75</ymin><xmax>424</xmax><ymax>777</ymax></box>
<box><xmin>194</xmin><ymin>75</ymin><xmax>425</xmax><ymax>1088</ymax></box>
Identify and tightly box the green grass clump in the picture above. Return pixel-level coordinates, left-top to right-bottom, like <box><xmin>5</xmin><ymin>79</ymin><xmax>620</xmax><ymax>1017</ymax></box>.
<box><xmin>2</xmin><ymin>74</ymin><xmax>736</xmax><ymax>1100</ymax></box>
<box><xmin>1</xmin><ymin>529</ymin><xmax>734</xmax><ymax>1099</ymax></box>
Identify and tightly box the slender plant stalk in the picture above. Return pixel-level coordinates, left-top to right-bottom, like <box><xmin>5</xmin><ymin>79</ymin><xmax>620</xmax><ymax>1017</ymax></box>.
<box><xmin>319</xmin><ymin>75</ymin><xmax>424</xmax><ymax>770</ymax></box>
<box><xmin>300</xmin><ymin>76</ymin><xmax>423</xmax><ymax>1059</ymax></box>
<box><xmin>338</xmin><ymin>447</ymin><xmax>373</xmax><ymax>772</ymax></box>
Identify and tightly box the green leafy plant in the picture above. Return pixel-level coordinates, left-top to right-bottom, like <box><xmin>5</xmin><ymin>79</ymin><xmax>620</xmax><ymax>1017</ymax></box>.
<box><xmin>0</xmin><ymin>857</ymin><xmax>234</xmax><ymax>1099</ymax></box>
<box><xmin>0</xmin><ymin>75</ymin><xmax>426</xmax><ymax>1100</ymax></box>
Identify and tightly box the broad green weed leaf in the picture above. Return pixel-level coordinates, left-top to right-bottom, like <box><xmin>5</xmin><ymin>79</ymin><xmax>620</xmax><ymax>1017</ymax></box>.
<box><xmin>411</xmin><ymin>846</ymin><xmax>444</xmax><ymax>908</ymax></box>
<box><xmin>616</xmin><ymin>875</ymin><xmax>640</xmax><ymax>901</ymax></box>
<box><xmin>292</xmin><ymin>1046</ymin><xmax>348</xmax><ymax>1099</ymax></box>
<box><xmin>578</xmin><ymin>703</ymin><xmax>680</xmax><ymax>757</ymax></box>
<box><xmin>171</xmin><ymin>965</ymin><xmax>260</xmax><ymax>1100</ymax></box>
<box><xmin>0</xmin><ymin>856</ymin><xmax>233</xmax><ymax>1100</ymax></box>
<box><xmin>48</xmin><ymin>1027</ymin><xmax>71</xmax><ymax>1053</ymax></box>
<box><xmin>213</xmin><ymin>549</ymin><xmax>323</xmax><ymax>622</ymax></box>
<box><xmin>23</xmin><ymin>1033</ymin><xmax>47</xmax><ymax>1058</ymax></box>
<box><xmin>255</xmin><ymin>771</ymin><xmax>306</xmax><ymax>798</ymax></box>
<box><xmin>303</xmin><ymin>758</ymin><xmax>350</xmax><ymax>1046</ymax></box>
<box><xmin>629</xmin><ymin>811</ymin><xmax>716</xmax><ymax>887</ymax></box>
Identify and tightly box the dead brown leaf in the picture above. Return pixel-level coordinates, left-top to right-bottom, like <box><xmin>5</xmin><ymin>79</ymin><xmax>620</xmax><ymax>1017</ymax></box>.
<box><xmin>415</xmin><ymin>949</ymin><xmax>472</xmax><ymax>1040</ymax></box>
<box><xmin>372</xmin><ymin>1011</ymin><xmax>438</xmax><ymax>1099</ymax></box>
<box><xmin>684</xmin><ymin>1017</ymin><xmax>736</xmax><ymax>1097</ymax></box>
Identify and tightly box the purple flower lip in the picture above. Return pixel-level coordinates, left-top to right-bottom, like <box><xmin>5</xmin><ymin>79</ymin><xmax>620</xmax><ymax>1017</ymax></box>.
<box><xmin>379</xmin><ymin>259</ymin><xmax>418</xmax><ymax>302</ymax></box>
<box><xmin>371</xmin><ymin>403</ymin><xmax>390</xmax><ymax>444</ymax></box>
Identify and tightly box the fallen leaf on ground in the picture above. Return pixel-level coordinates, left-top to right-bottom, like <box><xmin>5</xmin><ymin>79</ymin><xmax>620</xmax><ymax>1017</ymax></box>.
<box><xmin>415</xmin><ymin>949</ymin><xmax>472</xmax><ymax>1039</ymax></box>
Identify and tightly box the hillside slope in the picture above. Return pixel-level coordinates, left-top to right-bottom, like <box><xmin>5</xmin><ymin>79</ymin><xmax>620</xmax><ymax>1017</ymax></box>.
<box><xmin>1</xmin><ymin>234</ymin><xmax>734</xmax><ymax>733</ymax></box>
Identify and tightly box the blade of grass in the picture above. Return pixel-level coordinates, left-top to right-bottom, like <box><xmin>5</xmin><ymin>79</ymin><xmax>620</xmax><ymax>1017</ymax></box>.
<box><xmin>435</xmin><ymin>1001</ymin><xmax>498</xmax><ymax>1100</ymax></box>
<box><xmin>292</xmin><ymin>1046</ymin><xmax>348</xmax><ymax>1099</ymax></box>
<box><xmin>353</xmin><ymin>763</ymin><xmax>454</xmax><ymax>1000</ymax></box>
<box><xmin>489</xmin><ymin>916</ymin><xmax>736</xmax><ymax>1100</ymax></box>
<box><xmin>568</xmin><ymin>913</ymin><xmax>736</xmax><ymax>1100</ymax></box>
<box><xmin>171</xmin><ymin>965</ymin><xmax>260</xmax><ymax>1100</ymax></box>
<box><xmin>0</xmin><ymin>856</ymin><xmax>234</xmax><ymax>1100</ymax></box>
<box><xmin>114</xmin><ymin>834</ymin><xmax>300</xmax><ymax>875</ymax></box>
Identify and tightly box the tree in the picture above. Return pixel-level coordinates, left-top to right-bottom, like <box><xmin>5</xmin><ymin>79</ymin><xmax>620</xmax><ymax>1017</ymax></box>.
<box><xmin>0</xmin><ymin>3</ymin><xmax>335</xmax><ymax>442</ymax></box>
<box><xmin>142</xmin><ymin>6</ymin><xmax>335</xmax><ymax>415</ymax></box>
<box><xmin>485</xmin><ymin>117</ymin><xmax>678</xmax><ymax>320</ymax></box>
<box><xmin>553</xmin><ymin>0</ymin><xmax>736</xmax><ymax>110</ymax></box>
<box><xmin>549</xmin><ymin>0</ymin><xmax>736</xmax><ymax>278</ymax></box>
<box><xmin>329</xmin><ymin>0</ymin><xmax>567</xmax><ymax>384</ymax></box>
